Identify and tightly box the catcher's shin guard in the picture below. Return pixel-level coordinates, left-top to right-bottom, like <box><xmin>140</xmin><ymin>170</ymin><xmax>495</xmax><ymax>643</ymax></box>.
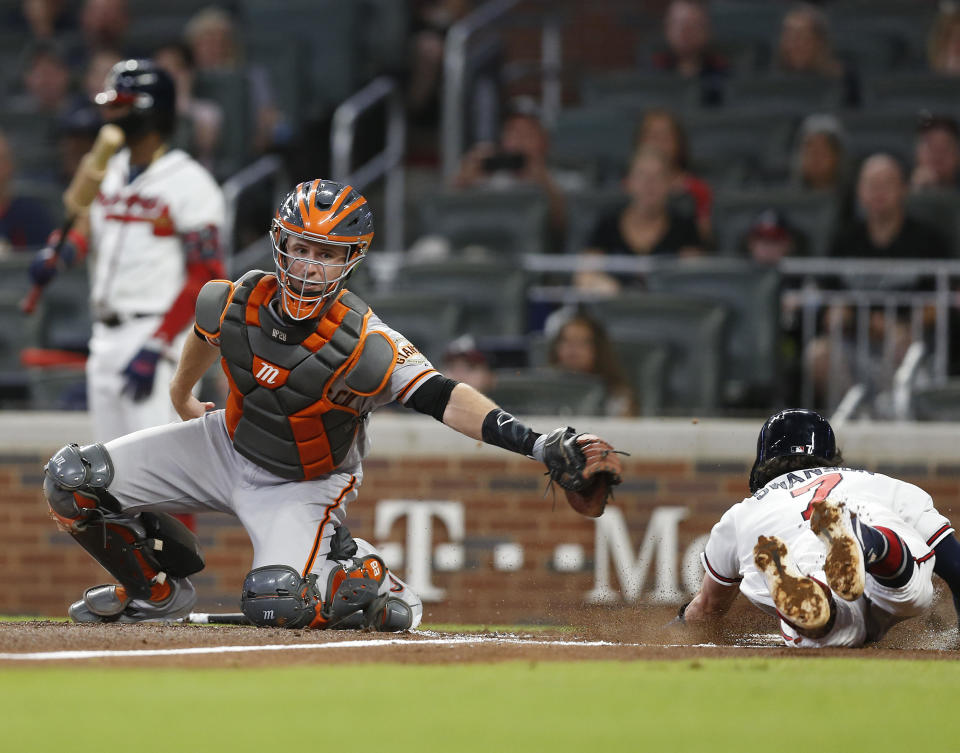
<box><xmin>43</xmin><ymin>443</ymin><xmax>205</xmax><ymax>600</ymax></box>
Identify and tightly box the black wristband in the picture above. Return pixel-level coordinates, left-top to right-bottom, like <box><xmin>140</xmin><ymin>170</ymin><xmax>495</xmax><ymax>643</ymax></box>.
<box><xmin>481</xmin><ymin>409</ymin><xmax>541</xmax><ymax>457</ymax></box>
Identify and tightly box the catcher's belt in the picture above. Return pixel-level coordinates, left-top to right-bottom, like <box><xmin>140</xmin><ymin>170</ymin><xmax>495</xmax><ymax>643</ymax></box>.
<box><xmin>196</xmin><ymin>271</ymin><xmax>395</xmax><ymax>480</ymax></box>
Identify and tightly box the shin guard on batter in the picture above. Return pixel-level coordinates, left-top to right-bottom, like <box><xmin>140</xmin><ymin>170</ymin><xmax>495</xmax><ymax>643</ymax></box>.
<box><xmin>43</xmin><ymin>443</ymin><xmax>205</xmax><ymax>603</ymax></box>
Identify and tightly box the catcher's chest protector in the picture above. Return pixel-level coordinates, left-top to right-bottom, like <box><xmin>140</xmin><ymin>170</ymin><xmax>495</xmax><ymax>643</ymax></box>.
<box><xmin>217</xmin><ymin>272</ymin><xmax>389</xmax><ymax>480</ymax></box>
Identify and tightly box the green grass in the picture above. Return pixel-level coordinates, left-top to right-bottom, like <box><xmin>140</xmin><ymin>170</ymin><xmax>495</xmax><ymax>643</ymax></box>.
<box><xmin>2</xmin><ymin>659</ymin><xmax>959</xmax><ymax>752</ymax></box>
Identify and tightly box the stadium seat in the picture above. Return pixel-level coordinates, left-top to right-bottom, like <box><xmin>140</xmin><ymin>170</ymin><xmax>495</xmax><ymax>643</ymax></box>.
<box><xmin>0</xmin><ymin>290</ymin><xmax>39</xmax><ymax>406</ymax></box>
<box><xmin>394</xmin><ymin>260</ymin><xmax>527</xmax><ymax>337</ymax></box>
<box><xmin>363</xmin><ymin>291</ymin><xmax>460</xmax><ymax>365</ymax></box>
<box><xmin>684</xmin><ymin>109</ymin><xmax>795</xmax><ymax>184</ymax></box>
<box><xmin>712</xmin><ymin>188</ymin><xmax>838</xmax><ymax>257</ymax></box>
<box><xmin>905</xmin><ymin>190</ymin><xmax>960</xmax><ymax>258</ymax></box>
<box><xmin>417</xmin><ymin>188</ymin><xmax>550</xmax><ymax>258</ymax></box>
<box><xmin>725</xmin><ymin>73</ymin><xmax>844</xmax><ymax>115</ymax></box>
<box><xmin>36</xmin><ymin>266</ymin><xmax>91</xmax><ymax>353</ymax></box>
<box><xmin>647</xmin><ymin>258</ymin><xmax>781</xmax><ymax>408</ymax></box>
<box><xmin>591</xmin><ymin>294</ymin><xmax>729</xmax><ymax>416</ymax></box>
<box><xmin>911</xmin><ymin>381</ymin><xmax>960</xmax><ymax>421</ymax></box>
<box><xmin>26</xmin><ymin>366</ymin><xmax>87</xmax><ymax>411</ymax></box>
<box><xmin>487</xmin><ymin>369</ymin><xmax>607</xmax><ymax>417</ymax></box>
<box><xmin>549</xmin><ymin>106</ymin><xmax>635</xmax><ymax>183</ymax></box>
<box><xmin>578</xmin><ymin>71</ymin><xmax>701</xmax><ymax>111</ymax></box>
<box><xmin>862</xmin><ymin>73</ymin><xmax>960</xmax><ymax>115</ymax></box>
<box><xmin>839</xmin><ymin>111</ymin><xmax>917</xmax><ymax>168</ymax></box>
<box><xmin>709</xmin><ymin>1</ymin><xmax>785</xmax><ymax>51</ymax></box>
<box><xmin>194</xmin><ymin>70</ymin><xmax>252</xmax><ymax>179</ymax></box>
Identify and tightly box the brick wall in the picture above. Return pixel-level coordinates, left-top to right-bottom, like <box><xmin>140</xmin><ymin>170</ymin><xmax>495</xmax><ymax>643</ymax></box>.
<box><xmin>2</xmin><ymin>415</ymin><xmax>958</xmax><ymax>624</ymax></box>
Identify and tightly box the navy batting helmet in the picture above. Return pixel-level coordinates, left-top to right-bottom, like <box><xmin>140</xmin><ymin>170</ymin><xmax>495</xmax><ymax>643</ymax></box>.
<box><xmin>95</xmin><ymin>59</ymin><xmax>176</xmax><ymax>139</ymax></box>
<box><xmin>749</xmin><ymin>409</ymin><xmax>838</xmax><ymax>493</ymax></box>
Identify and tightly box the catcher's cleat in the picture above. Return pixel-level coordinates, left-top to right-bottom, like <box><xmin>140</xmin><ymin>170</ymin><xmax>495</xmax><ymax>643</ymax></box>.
<box><xmin>68</xmin><ymin>577</ymin><xmax>196</xmax><ymax>623</ymax></box>
<box><xmin>754</xmin><ymin>535</ymin><xmax>832</xmax><ymax>632</ymax></box>
<box><xmin>809</xmin><ymin>499</ymin><xmax>865</xmax><ymax>602</ymax></box>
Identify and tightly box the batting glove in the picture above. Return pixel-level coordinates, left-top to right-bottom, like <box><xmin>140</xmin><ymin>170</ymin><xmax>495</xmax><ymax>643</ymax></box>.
<box><xmin>121</xmin><ymin>339</ymin><xmax>165</xmax><ymax>402</ymax></box>
<box><xmin>28</xmin><ymin>230</ymin><xmax>79</xmax><ymax>287</ymax></box>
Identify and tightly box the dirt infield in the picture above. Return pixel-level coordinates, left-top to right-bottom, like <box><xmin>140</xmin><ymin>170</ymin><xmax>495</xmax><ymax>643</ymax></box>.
<box><xmin>2</xmin><ymin>604</ymin><xmax>957</xmax><ymax>667</ymax></box>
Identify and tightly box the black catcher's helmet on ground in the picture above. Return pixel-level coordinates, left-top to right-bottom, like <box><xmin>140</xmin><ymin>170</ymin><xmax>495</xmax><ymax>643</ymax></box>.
<box><xmin>749</xmin><ymin>409</ymin><xmax>838</xmax><ymax>493</ymax></box>
<box><xmin>95</xmin><ymin>59</ymin><xmax>176</xmax><ymax>139</ymax></box>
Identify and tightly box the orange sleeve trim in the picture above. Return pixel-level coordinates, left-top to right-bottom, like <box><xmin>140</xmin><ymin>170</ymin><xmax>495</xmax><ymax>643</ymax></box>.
<box><xmin>301</xmin><ymin>475</ymin><xmax>357</xmax><ymax>577</ymax></box>
<box><xmin>396</xmin><ymin>368</ymin><xmax>438</xmax><ymax>402</ymax></box>
<box><xmin>194</xmin><ymin>279</ymin><xmax>236</xmax><ymax>340</ymax></box>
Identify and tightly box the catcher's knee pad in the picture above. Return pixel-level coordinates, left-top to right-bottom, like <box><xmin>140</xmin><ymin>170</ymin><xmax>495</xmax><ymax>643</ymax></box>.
<box><xmin>43</xmin><ymin>443</ymin><xmax>204</xmax><ymax>600</ymax></box>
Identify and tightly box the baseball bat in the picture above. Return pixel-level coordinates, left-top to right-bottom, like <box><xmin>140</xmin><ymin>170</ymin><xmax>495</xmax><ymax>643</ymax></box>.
<box><xmin>183</xmin><ymin>612</ymin><xmax>253</xmax><ymax>625</ymax></box>
<box><xmin>21</xmin><ymin>123</ymin><xmax>125</xmax><ymax>314</ymax></box>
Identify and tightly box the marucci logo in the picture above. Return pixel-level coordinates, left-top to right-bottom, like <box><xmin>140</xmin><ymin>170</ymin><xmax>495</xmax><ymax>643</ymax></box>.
<box><xmin>256</xmin><ymin>363</ymin><xmax>280</xmax><ymax>384</ymax></box>
<box><xmin>251</xmin><ymin>356</ymin><xmax>289</xmax><ymax>388</ymax></box>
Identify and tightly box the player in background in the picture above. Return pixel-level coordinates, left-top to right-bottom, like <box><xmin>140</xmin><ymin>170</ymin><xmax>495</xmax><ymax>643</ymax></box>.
<box><xmin>30</xmin><ymin>59</ymin><xmax>226</xmax><ymax>443</ymax></box>
<box><xmin>39</xmin><ymin>179</ymin><xmax>623</xmax><ymax>631</ymax></box>
<box><xmin>680</xmin><ymin>409</ymin><xmax>960</xmax><ymax>647</ymax></box>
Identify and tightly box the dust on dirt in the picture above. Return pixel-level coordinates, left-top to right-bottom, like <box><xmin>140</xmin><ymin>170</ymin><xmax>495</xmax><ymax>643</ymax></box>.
<box><xmin>1</xmin><ymin>603</ymin><xmax>956</xmax><ymax>668</ymax></box>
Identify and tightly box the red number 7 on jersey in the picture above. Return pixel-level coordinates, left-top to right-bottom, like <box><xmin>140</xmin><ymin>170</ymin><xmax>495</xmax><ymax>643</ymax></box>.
<box><xmin>791</xmin><ymin>472</ymin><xmax>843</xmax><ymax>521</ymax></box>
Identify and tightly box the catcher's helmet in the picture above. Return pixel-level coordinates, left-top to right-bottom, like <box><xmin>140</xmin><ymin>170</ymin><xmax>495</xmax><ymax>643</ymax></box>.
<box><xmin>749</xmin><ymin>409</ymin><xmax>837</xmax><ymax>493</ymax></box>
<box><xmin>270</xmin><ymin>179</ymin><xmax>374</xmax><ymax>320</ymax></box>
<box><xmin>94</xmin><ymin>59</ymin><xmax>176</xmax><ymax>138</ymax></box>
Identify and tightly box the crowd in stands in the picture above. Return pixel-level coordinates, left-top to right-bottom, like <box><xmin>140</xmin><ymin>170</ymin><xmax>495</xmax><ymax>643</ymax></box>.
<box><xmin>1</xmin><ymin>0</ymin><xmax>958</xmax><ymax>421</ymax></box>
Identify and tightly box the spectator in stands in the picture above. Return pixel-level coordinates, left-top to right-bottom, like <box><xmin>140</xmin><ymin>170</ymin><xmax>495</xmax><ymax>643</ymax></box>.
<box><xmin>184</xmin><ymin>6</ymin><xmax>282</xmax><ymax>155</ymax></box>
<box><xmin>634</xmin><ymin>108</ymin><xmax>713</xmax><ymax>240</ymax></box>
<box><xmin>774</xmin><ymin>3</ymin><xmax>859</xmax><ymax>106</ymax></box>
<box><xmin>547</xmin><ymin>309</ymin><xmax>637</xmax><ymax>418</ymax></box>
<box><xmin>809</xmin><ymin>154</ymin><xmax>952</xmax><ymax>412</ymax></box>
<box><xmin>20</xmin><ymin>41</ymin><xmax>74</xmax><ymax>115</ymax></box>
<box><xmin>20</xmin><ymin>0</ymin><xmax>73</xmax><ymax>42</ymax></box>
<box><xmin>743</xmin><ymin>208</ymin><xmax>803</xmax><ymax>265</ymax></box>
<box><xmin>650</xmin><ymin>0</ymin><xmax>729</xmax><ymax>106</ymax></box>
<box><xmin>71</xmin><ymin>0</ymin><xmax>129</xmax><ymax>66</ymax></box>
<box><xmin>790</xmin><ymin>112</ymin><xmax>853</xmax><ymax>220</ymax></box>
<box><xmin>910</xmin><ymin>113</ymin><xmax>960</xmax><ymax>192</ymax></box>
<box><xmin>57</xmin><ymin>103</ymin><xmax>100</xmax><ymax>185</ymax></box>
<box><xmin>576</xmin><ymin>147</ymin><xmax>704</xmax><ymax>292</ymax></box>
<box><xmin>831</xmin><ymin>153</ymin><xmax>950</xmax><ymax>260</ymax></box>
<box><xmin>453</xmin><ymin>97</ymin><xmax>581</xmax><ymax>248</ymax></box>
<box><xmin>928</xmin><ymin>4</ymin><xmax>960</xmax><ymax>75</ymax></box>
<box><xmin>0</xmin><ymin>131</ymin><xmax>55</xmax><ymax>254</ymax></box>
<box><xmin>82</xmin><ymin>48</ymin><xmax>122</xmax><ymax>102</ymax></box>
<box><xmin>441</xmin><ymin>335</ymin><xmax>496</xmax><ymax>395</ymax></box>
<box><xmin>154</xmin><ymin>41</ymin><xmax>223</xmax><ymax>171</ymax></box>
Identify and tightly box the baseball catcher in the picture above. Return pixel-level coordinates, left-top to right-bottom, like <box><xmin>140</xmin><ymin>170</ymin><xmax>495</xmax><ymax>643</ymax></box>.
<box><xmin>41</xmin><ymin>178</ymin><xmax>625</xmax><ymax>631</ymax></box>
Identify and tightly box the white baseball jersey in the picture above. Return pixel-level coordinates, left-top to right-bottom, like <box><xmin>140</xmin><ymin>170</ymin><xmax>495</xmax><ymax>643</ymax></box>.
<box><xmin>85</xmin><ymin>147</ymin><xmax>225</xmax><ymax>442</ymax></box>
<box><xmin>88</xmin><ymin>147</ymin><xmax>224</xmax><ymax>316</ymax></box>
<box><xmin>702</xmin><ymin>467</ymin><xmax>944</xmax><ymax>646</ymax></box>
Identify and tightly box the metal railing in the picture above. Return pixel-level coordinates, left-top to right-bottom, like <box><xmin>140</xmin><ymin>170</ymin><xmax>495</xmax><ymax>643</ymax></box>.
<box><xmin>221</xmin><ymin>154</ymin><xmax>286</xmax><ymax>268</ymax></box>
<box><xmin>511</xmin><ymin>254</ymin><xmax>960</xmax><ymax>417</ymax></box>
<box><xmin>441</xmin><ymin>0</ymin><xmax>564</xmax><ymax>180</ymax></box>
<box><xmin>331</xmin><ymin>76</ymin><xmax>406</xmax><ymax>252</ymax></box>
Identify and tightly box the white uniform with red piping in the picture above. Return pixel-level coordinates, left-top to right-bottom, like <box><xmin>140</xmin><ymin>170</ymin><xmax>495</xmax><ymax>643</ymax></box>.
<box><xmin>702</xmin><ymin>467</ymin><xmax>946</xmax><ymax>647</ymax></box>
<box><xmin>85</xmin><ymin>147</ymin><xmax>225</xmax><ymax>441</ymax></box>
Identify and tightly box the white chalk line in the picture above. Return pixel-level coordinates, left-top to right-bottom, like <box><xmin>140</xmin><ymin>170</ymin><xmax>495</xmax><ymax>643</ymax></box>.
<box><xmin>0</xmin><ymin>635</ymin><xmax>641</xmax><ymax>662</ymax></box>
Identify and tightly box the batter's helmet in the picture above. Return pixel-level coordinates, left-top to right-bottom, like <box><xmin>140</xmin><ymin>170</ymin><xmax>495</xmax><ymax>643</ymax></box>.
<box><xmin>95</xmin><ymin>59</ymin><xmax>176</xmax><ymax>139</ymax></box>
<box><xmin>270</xmin><ymin>179</ymin><xmax>374</xmax><ymax>320</ymax></box>
<box><xmin>749</xmin><ymin>409</ymin><xmax>838</xmax><ymax>493</ymax></box>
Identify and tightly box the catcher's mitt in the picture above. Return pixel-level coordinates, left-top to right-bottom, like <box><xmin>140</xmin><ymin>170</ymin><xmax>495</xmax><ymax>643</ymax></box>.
<box><xmin>542</xmin><ymin>427</ymin><xmax>624</xmax><ymax>517</ymax></box>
